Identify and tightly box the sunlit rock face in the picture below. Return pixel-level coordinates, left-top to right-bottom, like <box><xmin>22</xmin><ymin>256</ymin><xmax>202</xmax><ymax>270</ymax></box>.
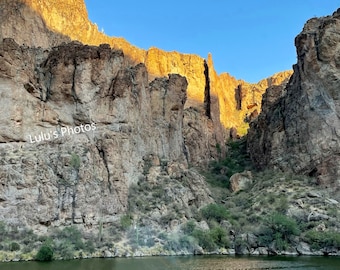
<box><xmin>248</xmin><ymin>10</ymin><xmax>340</xmax><ymax>187</ymax></box>
<box><xmin>1</xmin><ymin>0</ymin><xmax>291</xmax><ymax>135</ymax></box>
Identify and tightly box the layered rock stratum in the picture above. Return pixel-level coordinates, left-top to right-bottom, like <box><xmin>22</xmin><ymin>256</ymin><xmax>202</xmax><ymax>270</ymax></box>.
<box><xmin>248</xmin><ymin>9</ymin><xmax>340</xmax><ymax>188</ymax></box>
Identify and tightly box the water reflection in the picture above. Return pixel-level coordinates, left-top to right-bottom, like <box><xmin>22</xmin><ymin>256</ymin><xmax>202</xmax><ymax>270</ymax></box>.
<box><xmin>0</xmin><ymin>256</ymin><xmax>339</xmax><ymax>270</ymax></box>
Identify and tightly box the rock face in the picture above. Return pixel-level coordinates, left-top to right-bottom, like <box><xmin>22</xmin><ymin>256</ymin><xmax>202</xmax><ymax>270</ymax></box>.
<box><xmin>0</xmin><ymin>0</ymin><xmax>309</xmax><ymax>255</ymax></box>
<box><xmin>248</xmin><ymin>10</ymin><xmax>340</xmax><ymax>187</ymax></box>
<box><xmin>0</xmin><ymin>38</ymin><xmax>214</xmax><ymax>231</ymax></box>
<box><xmin>1</xmin><ymin>0</ymin><xmax>292</xmax><ymax>135</ymax></box>
<box><xmin>0</xmin><ymin>0</ymin><xmax>70</xmax><ymax>47</ymax></box>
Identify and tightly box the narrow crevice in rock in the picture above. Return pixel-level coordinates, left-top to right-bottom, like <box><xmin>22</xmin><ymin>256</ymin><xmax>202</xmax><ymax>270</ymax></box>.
<box><xmin>71</xmin><ymin>187</ymin><xmax>77</xmax><ymax>223</ymax></box>
<box><xmin>44</xmin><ymin>71</ymin><xmax>52</xmax><ymax>102</ymax></box>
<box><xmin>203</xmin><ymin>60</ymin><xmax>211</xmax><ymax>119</ymax></box>
<box><xmin>71</xmin><ymin>58</ymin><xmax>81</xmax><ymax>104</ymax></box>
<box><xmin>96</xmin><ymin>144</ymin><xmax>112</xmax><ymax>193</ymax></box>
<box><xmin>235</xmin><ymin>84</ymin><xmax>242</xmax><ymax>111</ymax></box>
<box><xmin>162</xmin><ymin>87</ymin><xmax>167</xmax><ymax>117</ymax></box>
<box><xmin>313</xmin><ymin>33</ymin><xmax>321</xmax><ymax>61</ymax></box>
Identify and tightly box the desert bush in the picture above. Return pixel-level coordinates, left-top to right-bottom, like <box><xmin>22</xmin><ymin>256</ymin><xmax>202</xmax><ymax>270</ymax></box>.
<box><xmin>22</xmin><ymin>229</ymin><xmax>38</xmax><ymax>245</ymax></box>
<box><xmin>304</xmin><ymin>230</ymin><xmax>340</xmax><ymax>250</ymax></box>
<box><xmin>84</xmin><ymin>240</ymin><xmax>95</xmax><ymax>253</ymax></box>
<box><xmin>9</xmin><ymin>242</ymin><xmax>20</xmax><ymax>251</ymax></box>
<box><xmin>58</xmin><ymin>242</ymin><xmax>75</xmax><ymax>260</ymax></box>
<box><xmin>209</xmin><ymin>226</ymin><xmax>230</xmax><ymax>248</ymax></box>
<box><xmin>56</xmin><ymin>226</ymin><xmax>84</xmax><ymax>250</ymax></box>
<box><xmin>258</xmin><ymin>213</ymin><xmax>300</xmax><ymax>251</ymax></box>
<box><xmin>70</xmin><ymin>153</ymin><xmax>81</xmax><ymax>171</ymax></box>
<box><xmin>182</xmin><ymin>220</ymin><xmax>196</xmax><ymax>235</ymax></box>
<box><xmin>192</xmin><ymin>229</ymin><xmax>216</xmax><ymax>251</ymax></box>
<box><xmin>120</xmin><ymin>214</ymin><xmax>133</xmax><ymax>230</ymax></box>
<box><xmin>36</xmin><ymin>244</ymin><xmax>54</xmax><ymax>261</ymax></box>
<box><xmin>200</xmin><ymin>204</ymin><xmax>230</xmax><ymax>223</ymax></box>
<box><xmin>274</xmin><ymin>196</ymin><xmax>289</xmax><ymax>214</ymax></box>
<box><xmin>164</xmin><ymin>233</ymin><xmax>195</xmax><ymax>252</ymax></box>
<box><xmin>234</xmin><ymin>235</ymin><xmax>248</xmax><ymax>254</ymax></box>
<box><xmin>160</xmin><ymin>212</ymin><xmax>177</xmax><ymax>225</ymax></box>
<box><xmin>179</xmin><ymin>235</ymin><xmax>197</xmax><ymax>252</ymax></box>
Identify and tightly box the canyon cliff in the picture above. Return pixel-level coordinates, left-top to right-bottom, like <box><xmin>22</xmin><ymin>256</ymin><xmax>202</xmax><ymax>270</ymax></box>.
<box><xmin>0</xmin><ymin>0</ymin><xmax>292</xmax><ymax>234</ymax></box>
<box><xmin>5</xmin><ymin>0</ymin><xmax>340</xmax><ymax>261</ymax></box>
<box><xmin>0</xmin><ymin>35</ymin><xmax>221</xmax><ymax>232</ymax></box>
<box><xmin>248</xmin><ymin>9</ymin><xmax>340</xmax><ymax>188</ymax></box>
<box><xmin>0</xmin><ymin>0</ymin><xmax>291</xmax><ymax>135</ymax></box>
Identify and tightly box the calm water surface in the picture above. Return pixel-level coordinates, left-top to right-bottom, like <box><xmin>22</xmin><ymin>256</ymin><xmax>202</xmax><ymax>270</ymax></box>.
<box><xmin>0</xmin><ymin>256</ymin><xmax>339</xmax><ymax>270</ymax></box>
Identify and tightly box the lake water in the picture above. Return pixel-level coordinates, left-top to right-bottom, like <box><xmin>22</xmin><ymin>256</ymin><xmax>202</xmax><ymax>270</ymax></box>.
<box><xmin>0</xmin><ymin>255</ymin><xmax>339</xmax><ymax>270</ymax></box>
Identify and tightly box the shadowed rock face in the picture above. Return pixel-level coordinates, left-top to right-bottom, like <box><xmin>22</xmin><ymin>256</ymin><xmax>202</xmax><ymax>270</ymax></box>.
<box><xmin>0</xmin><ymin>38</ymin><xmax>215</xmax><ymax>231</ymax></box>
<box><xmin>248</xmin><ymin>10</ymin><xmax>340</xmax><ymax>188</ymax></box>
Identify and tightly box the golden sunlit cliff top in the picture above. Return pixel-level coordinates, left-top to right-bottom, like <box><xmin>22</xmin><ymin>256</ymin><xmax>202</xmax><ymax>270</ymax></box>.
<box><xmin>19</xmin><ymin>0</ymin><xmax>292</xmax><ymax>133</ymax></box>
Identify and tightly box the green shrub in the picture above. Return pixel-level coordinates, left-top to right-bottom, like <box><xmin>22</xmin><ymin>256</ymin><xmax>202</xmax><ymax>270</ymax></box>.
<box><xmin>234</xmin><ymin>236</ymin><xmax>248</xmax><ymax>254</ymax></box>
<box><xmin>258</xmin><ymin>213</ymin><xmax>300</xmax><ymax>251</ymax></box>
<box><xmin>274</xmin><ymin>196</ymin><xmax>289</xmax><ymax>214</ymax></box>
<box><xmin>22</xmin><ymin>230</ymin><xmax>38</xmax><ymax>245</ymax></box>
<box><xmin>182</xmin><ymin>220</ymin><xmax>196</xmax><ymax>235</ymax></box>
<box><xmin>84</xmin><ymin>240</ymin><xmax>95</xmax><ymax>253</ymax></box>
<box><xmin>267</xmin><ymin>213</ymin><xmax>300</xmax><ymax>237</ymax></box>
<box><xmin>120</xmin><ymin>214</ymin><xmax>133</xmax><ymax>230</ymax></box>
<box><xmin>232</xmin><ymin>192</ymin><xmax>252</xmax><ymax>208</ymax></box>
<box><xmin>164</xmin><ymin>234</ymin><xmax>183</xmax><ymax>252</ymax></box>
<box><xmin>56</xmin><ymin>226</ymin><xmax>84</xmax><ymax>250</ymax></box>
<box><xmin>209</xmin><ymin>227</ymin><xmax>230</xmax><ymax>248</ymax></box>
<box><xmin>163</xmin><ymin>233</ymin><xmax>193</xmax><ymax>252</ymax></box>
<box><xmin>200</xmin><ymin>204</ymin><xmax>230</xmax><ymax>223</ymax></box>
<box><xmin>70</xmin><ymin>153</ymin><xmax>81</xmax><ymax>170</ymax></box>
<box><xmin>36</xmin><ymin>244</ymin><xmax>54</xmax><ymax>261</ymax></box>
<box><xmin>192</xmin><ymin>229</ymin><xmax>216</xmax><ymax>251</ymax></box>
<box><xmin>9</xmin><ymin>242</ymin><xmax>20</xmax><ymax>251</ymax></box>
<box><xmin>58</xmin><ymin>242</ymin><xmax>75</xmax><ymax>260</ymax></box>
<box><xmin>304</xmin><ymin>230</ymin><xmax>340</xmax><ymax>250</ymax></box>
<box><xmin>274</xmin><ymin>234</ymin><xmax>289</xmax><ymax>251</ymax></box>
<box><xmin>204</xmin><ymin>138</ymin><xmax>252</xmax><ymax>190</ymax></box>
<box><xmin>178</xmin><ymin>235</ymin><xmax>196</xmax><ymax>252</ymax></box>
<box><xmin>160</xmin><ymin>212</ymin><xmax>177</xmax><ymax>225</ymax></box>
<box><xmin>216</xmin><ymin>143</ymin><xmax>222</xmax><ymax>154</ymax></box>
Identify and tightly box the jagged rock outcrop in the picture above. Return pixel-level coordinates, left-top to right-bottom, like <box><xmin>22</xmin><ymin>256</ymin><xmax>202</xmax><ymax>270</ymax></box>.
<box><xmin>248</xmin><ymin>10</ymin><xmax>340</xmax><ymax>187</ymax></box>
<box><xmin>0</xmin><ymin>38</ymin><xmax>213</xmax><ymax>232</ymax></box>
<box><xmin>206</xmin><ymin>54</ymin><xmax>292</xmax><ymax>134</ymax></box>
<box><xmin>0</xmin><ymin>0</ymin><xmax>292</xmax><ymax>135</ymax></box>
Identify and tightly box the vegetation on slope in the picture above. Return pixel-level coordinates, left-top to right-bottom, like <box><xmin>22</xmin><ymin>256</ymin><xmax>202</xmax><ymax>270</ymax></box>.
<box><xmin>0</xmin><ymin>137</ymin><xmax>339</xmax><ymax>261</ymax></box>
<box><xmin>198</xmin><ymin>137</ymin><xmax>340</xmax><ymax>255</ymax></box>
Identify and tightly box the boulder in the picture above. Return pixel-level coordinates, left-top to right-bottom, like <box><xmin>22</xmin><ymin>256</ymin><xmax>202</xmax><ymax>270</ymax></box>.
<box><xmin>296</xmin><ymin>242</ymin><xmax>313</xmax><ymax>256</ymax></box>
<box><xmin>230</xmin><ymin>171</ymin><xmax>253</xmax><ymax>192</ymax></box>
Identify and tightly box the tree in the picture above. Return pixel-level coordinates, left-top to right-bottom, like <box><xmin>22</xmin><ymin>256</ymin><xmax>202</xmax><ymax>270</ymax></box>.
<box><xmin>36</xmin><ymin>244</ymin><xmax>54</xmax><ymax>261</ymax></box>
<box><xmin>258</xmin><ymin>213</ymin><xmax>300</xmax><ymax>251</ymax></box>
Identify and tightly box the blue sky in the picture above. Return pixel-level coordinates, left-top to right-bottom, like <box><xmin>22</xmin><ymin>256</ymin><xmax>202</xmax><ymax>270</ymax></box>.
<box><xmin>84</xmin><ymin>1</ymin><xmax>339</xmax><ymax>83</ymax></box>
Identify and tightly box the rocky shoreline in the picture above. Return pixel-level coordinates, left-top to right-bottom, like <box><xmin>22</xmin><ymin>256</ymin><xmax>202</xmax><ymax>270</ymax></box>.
<box><xmin>1</xmin><ymin>244</ymin><xmax>340</xmax><ymax>263</ymax></box>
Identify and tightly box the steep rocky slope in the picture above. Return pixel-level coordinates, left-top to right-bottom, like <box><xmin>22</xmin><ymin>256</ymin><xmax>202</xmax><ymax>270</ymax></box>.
<box><xmin>248</xmin><ymin>9</ymin><xmax>340</xmax><ymax>188</ymax></box>
<box><xmin>0</xmin><ymin>37</ymin><xmax>217</xmax><ymax>237</ymax></box>
<box><xmin>0</xmin><ymin>0</ymin><xmax>291</xmax><ymax>134</ymax></box>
